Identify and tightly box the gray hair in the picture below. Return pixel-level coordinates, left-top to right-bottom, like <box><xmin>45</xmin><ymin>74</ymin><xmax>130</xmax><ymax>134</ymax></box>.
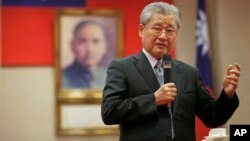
<box><xmin>140</xmin><ymin>2</ymin><xmax>181</xmax><ymax>28</ymax></box>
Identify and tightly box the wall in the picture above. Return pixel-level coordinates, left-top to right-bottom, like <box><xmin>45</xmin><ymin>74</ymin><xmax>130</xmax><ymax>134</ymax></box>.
<box><xmin>1</xmin><ymin>0</ymin><xmax>250</xmax><ymax>141</ymax></box>
<box><xmin>1</xmin><ymin>68</ymin><xmax>55</xmax><ymax>141</ymax></box>
<box><xmin>216</xmin><ymin>0</ymin><xmax>250</xmax><ymax>128</ymax></box>
<box><xmin>0</xmin><ymin>67</ymin><xmax>4</xmax><ymax>141</ymax></box>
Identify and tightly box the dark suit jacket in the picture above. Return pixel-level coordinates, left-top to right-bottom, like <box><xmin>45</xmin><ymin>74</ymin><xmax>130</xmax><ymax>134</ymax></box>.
<box><xmin>102</xmin><ymin>52</ymin><xmax>239</xmax><ymax>141</ymax></box>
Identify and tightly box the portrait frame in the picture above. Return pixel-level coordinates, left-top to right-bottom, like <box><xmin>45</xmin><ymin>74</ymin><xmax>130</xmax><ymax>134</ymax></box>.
<box><xmin>55</xmin><ymin>9</ymin><xmax>123</xmax><ymax>136</ymax></box>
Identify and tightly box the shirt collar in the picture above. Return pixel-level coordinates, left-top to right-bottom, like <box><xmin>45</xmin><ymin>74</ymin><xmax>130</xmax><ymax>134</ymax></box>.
<box><xmin>142</xmin><ymin>48</ymin><xmax>161</xmax><ymax>69</ymax></box>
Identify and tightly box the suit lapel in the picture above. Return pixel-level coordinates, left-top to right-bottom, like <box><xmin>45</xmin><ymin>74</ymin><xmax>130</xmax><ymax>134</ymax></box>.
<box><xmin>133</xmin><ymin>52</ymin><xmax>160</xmax><ymax>91</ymax></box>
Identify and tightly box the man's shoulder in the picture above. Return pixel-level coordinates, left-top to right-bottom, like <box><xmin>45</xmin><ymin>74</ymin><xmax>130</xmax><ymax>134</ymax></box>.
<box><xmin>107</xmin><ymin>53</ymin><xmax>142</xmax><ymax>73</ymax></box>
<box><xmin>173</xmin><ymin>60</ymin><xmax>198</xmax><ymax>72</ymax></box>
<box><xmin>112</xmin><ymin>53</ymin><xmax>140</xmax><ymax>64</ymax></box>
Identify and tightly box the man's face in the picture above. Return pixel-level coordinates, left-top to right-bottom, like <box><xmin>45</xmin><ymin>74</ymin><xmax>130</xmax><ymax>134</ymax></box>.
<box><xmin>71</xmin><ymin>24</ymin><xmax>107</xmax><ymax>68</ymax></box>
<box><xmin>139</xmin><ymin>13</ymin><xmax>179</xmax><ymax>60</ymax></box>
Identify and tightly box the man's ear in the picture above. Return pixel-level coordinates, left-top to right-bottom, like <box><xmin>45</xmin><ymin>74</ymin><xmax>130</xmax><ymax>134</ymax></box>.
<box><xmin>138</xmin><ymin>24</ymin><xmax>144</xmax><ymax>37</ymax></box>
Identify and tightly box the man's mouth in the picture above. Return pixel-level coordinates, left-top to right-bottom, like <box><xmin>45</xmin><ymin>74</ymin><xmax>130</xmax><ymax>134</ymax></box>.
<box><xmin>155</xmin><ymin>43</ymin><xmax>167</xmax><ymax>48</ymax></box>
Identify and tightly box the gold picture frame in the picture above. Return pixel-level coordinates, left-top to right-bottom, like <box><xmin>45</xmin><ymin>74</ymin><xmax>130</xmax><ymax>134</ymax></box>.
<box><xmin>55</xmin><ymin>8</ymin><xmax>123</xmax><ymax>136</ymax></box>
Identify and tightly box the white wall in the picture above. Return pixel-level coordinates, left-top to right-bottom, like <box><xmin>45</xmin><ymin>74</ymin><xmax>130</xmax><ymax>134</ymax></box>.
<box><xmin>1</xmin><ymin>0</ymin><xmax>250</xmax><ymax>141</ymax></box>
<box><xmin>1</xmin><ymin>68</ymin><xmax>56</xmax><ymax>141</ymax></box>
<box><xmin>216</xmin><ymin>0</ymin><xmax>250</xmax><ymax>127</ymax></box>
<box><xmin>1</xmin><ymin>67</ymin><xmax>3</xmax><ymax>141</ymax></box>
<box><xmin>175</xmin><ymin>0</ymin><xmax>196</xmax><ymax>66</ymax></box>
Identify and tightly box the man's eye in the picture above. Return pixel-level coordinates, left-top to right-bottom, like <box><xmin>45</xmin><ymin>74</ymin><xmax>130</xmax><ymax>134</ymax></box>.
<box><xmin>167</xmin><ymin>29</ymin><xmax>174</xmax><ymax>33</ymax></box>
<box><xmin>152</xmin><ymin>27</ymin><xmax>161</xmax><ymax>32</ymax></box>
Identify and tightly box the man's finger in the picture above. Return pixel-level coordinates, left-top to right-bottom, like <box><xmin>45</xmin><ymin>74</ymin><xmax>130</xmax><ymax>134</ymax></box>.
<box><xmin>226</xmin><ymin>75</ymin><xmax>239</xmax><ymax>82</ymax></box>
<box><xmin>164</xmin><ymin>83</ymin><xmax>176</xmax><ymax>87</ymax></box>
<box><xmin>235</xmin><ymin>63</ymin><xmax>241</xmax><ymax>71</ymax></box>
<box><xmin>226</xmin><ymin>64</ymin><xmax>233</xmax><ymax>75</ymax></box>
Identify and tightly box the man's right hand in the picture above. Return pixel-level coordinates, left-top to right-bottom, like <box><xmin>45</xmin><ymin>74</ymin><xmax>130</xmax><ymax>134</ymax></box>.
<box><xmin>154</xmin><ymin>83</ymin><xmax>177</xmax><ymax>106</ymax></box>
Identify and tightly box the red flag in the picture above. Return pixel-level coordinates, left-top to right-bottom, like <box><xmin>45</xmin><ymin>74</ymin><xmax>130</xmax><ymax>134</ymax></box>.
<box><xmin>2</xmin><ymin>0</ymin><xmax>85</xmax><ymax>66</ymax></box>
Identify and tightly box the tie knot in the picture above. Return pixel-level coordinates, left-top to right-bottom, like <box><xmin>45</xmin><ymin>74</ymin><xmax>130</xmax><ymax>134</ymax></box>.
<box><xmin>155</xmin><ymin>61</ymin><xmax>162</xmax><ymax>69</ymax></box>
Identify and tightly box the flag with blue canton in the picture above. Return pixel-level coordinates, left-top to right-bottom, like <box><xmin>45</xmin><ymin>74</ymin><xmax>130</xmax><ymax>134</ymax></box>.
<box><xmin>196</xmin><ymin>0</ymin><xmax>213</xmax><ymax>141</ymax></box>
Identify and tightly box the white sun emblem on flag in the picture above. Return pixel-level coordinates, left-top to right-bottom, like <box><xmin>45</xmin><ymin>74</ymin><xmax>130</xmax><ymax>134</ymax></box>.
<box><xmin>196</xmin><ymin>9</ymin><xmax>210</xmax><ymax>56</ymax></box>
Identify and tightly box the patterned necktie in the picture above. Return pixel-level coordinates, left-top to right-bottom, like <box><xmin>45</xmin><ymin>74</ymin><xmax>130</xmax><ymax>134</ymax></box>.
<box><xmin>154</xmin><ymin>60</ymin><xmax>175</xmax><ymax>139</ymax></box>
<box><xmin>154</xmin><ymin>61</ymin><xmax>164</xmax><ymax>85</ymax></box>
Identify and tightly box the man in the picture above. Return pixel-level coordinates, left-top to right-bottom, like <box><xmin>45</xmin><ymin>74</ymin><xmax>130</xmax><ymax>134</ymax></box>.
<box><xmin>62</xmin><ymin>20</ymin><xmax>108</xmax><ymax>89</ymax></box>
<box><xmin>101</xmin><ymin>2</ymin><xmax>241</xmax><ymax>141</ymax></box>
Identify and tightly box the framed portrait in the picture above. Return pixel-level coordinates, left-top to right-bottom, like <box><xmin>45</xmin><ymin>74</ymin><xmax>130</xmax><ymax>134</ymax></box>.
<box><xmin>55</xmin><ymin>9</ymin><xmax>122</xmax><ymax>135</ymax></box>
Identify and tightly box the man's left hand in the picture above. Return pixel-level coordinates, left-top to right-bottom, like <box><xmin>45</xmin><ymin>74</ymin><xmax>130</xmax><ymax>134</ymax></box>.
<box><xmin>223</xmin><ymin>63</ymin><xmax>241</xmax><ymax>98</ymax></box>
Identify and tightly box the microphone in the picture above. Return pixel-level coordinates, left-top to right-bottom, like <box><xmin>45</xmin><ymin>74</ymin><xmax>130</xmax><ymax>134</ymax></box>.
<box><xmin>163</xmin><ymin>54</ymin><xmax>175</xmax><ymax>139</ymax></box>
<box><xmin>163</xmin><ymin>55</ymin><xmax>172</xmax><ymax>84</ymax></box>
<box><xmin>163</xmin><ymin>54</ymin><xmax>172</xmax><ymax>108</ymax></box>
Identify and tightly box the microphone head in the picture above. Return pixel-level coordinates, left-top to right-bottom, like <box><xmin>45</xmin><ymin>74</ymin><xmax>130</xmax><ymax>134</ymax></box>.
<box><xmin>163</xmin><ymin>54</ymin><xmax>172</xmax><ymax>82</ymax></box>
<box><xmin>163</xmin><ymin>54</ymin><xmax>172</xmax><ymax>62</ymax></box>
<box><xmin>163</xmin><ymin>55</ymin><xmax>172</xmax><ymax>69</ymax></box>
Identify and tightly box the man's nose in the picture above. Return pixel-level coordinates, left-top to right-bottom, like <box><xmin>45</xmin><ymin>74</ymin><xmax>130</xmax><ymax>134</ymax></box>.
<box><xmin>158</xmin><ymin>30</ymin><xmax>168</xmax><ymax>39</ymax></box>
